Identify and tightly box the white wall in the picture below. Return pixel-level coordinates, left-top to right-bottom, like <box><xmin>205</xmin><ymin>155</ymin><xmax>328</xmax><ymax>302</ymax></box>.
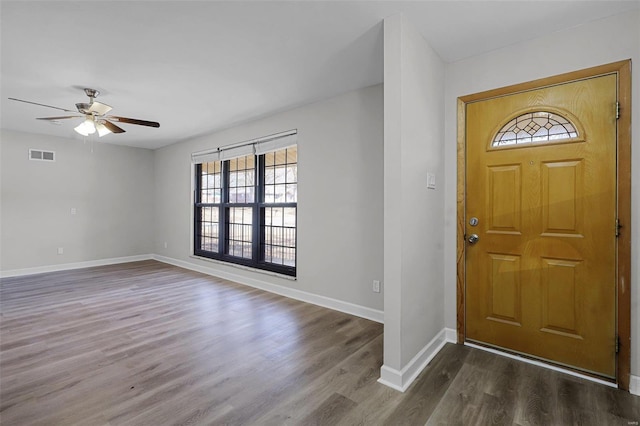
<box><xmin>154</xmin><ymin>84</ymin><xmax>384</xmax><ymax>313</ymax></box>
<box><xmin>381</xmin><ymin>14</ymin><xmax>445</xmax><ymax>389</ymax></box>
<box><xmin>443</xmin><ymin>11</ymin><xmax>640</xmax><ymax>377</ymax></box>
<box><xmin>0</xmin><ymin>130</ymin><xmax>155</xmax><ymax>272</ymax></box>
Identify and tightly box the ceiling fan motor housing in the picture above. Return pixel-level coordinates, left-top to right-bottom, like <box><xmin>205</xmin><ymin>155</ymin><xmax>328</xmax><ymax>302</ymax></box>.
<box><xmin>76</xmin><ymin>103</ymin><xmax>90</xmax><ymax>114</ymax></box>
<box><xmin>84</xmin><ymin>88</ymin><xmax>99</xmax><ymax>99</ymax></box>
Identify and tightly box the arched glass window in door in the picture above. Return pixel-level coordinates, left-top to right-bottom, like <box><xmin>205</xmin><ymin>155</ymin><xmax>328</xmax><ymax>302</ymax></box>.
<box><xmin>492</xmin><ymin>111</ymin><xmax>579</xmax><ymax>147</ymax></box>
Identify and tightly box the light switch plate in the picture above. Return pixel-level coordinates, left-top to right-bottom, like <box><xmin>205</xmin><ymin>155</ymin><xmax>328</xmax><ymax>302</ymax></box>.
<box><xmin>427</xmin><ymin>173</ymin><xmax>436</xmax><ymax>189</ymax></box>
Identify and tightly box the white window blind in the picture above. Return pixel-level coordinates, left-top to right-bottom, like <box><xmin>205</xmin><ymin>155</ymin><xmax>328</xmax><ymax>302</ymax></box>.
<box><xmin>190</xmin><ymin>150</ymin><xmax>219</xmax><ymax>164</ymax></box>
<box><xmin>191</xmin><ymin>130</ymin><xmax>297</xmax><ymax>164</ymax></box>
<box><xmin>219</xmin><ymin>144</ymin><xmax>255</xmax><ymax>160</ymax></box>
<box><xmin>254</xmin><ymin>132</ymin><xmax>297</xmax><ymax>155</ymax></box>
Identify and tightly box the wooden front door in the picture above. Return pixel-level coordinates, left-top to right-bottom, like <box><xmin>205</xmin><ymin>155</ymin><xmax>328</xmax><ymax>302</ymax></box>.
<box><xmin>464</xmin><ymin>73</ymin><xmax>618</xmax><ymax>377</ymax></box>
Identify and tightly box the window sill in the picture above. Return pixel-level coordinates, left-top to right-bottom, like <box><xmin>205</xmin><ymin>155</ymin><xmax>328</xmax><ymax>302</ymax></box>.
<box><xmin>189</xmin><ymin>254</ymin><xmax>297</xmax><ymax>281</ymax></box>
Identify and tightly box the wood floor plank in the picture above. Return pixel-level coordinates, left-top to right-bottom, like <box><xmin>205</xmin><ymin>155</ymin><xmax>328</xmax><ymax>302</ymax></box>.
<box><xmin>385</xmin><ymin>343</ymin><xmax>468</xmax><ymax>425</ymax></box>
<box><xmin>1</xmin><ymin>260</ymin><xmax>639</xmax><ymax>425</ymax></box>
<box><xmin>300</xmin><ymin>392</ymin><xmax>358</xmax><ymax>426</ymax></box>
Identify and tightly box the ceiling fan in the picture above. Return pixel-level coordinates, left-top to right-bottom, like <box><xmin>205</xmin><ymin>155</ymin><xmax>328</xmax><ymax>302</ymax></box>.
<box><xmin>8</xmin><ymin>88</ymin><xmax>160</xmax><ymax>137</ymax></box>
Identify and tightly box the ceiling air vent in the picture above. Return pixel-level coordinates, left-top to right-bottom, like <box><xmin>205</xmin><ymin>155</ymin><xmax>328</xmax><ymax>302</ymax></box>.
<box><xmin>29</xmin><ymin>149</ymin><xmax>55</xmax><ymax>162</ymax></box>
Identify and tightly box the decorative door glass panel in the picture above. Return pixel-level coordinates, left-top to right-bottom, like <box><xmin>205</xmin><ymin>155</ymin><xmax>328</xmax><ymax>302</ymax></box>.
<box><xmin>492</xmin><ymin>111</ymin><xmax>578</xmax><ymax>147</ymax></box>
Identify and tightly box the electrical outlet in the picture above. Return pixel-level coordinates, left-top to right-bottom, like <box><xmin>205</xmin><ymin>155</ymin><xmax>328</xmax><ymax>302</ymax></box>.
<box><xmin>57</xmin><ymin>247</ymin><xmax>64</xmax><ymax>255</ymax></box>
<box><xmin>372</xmin><ymin>280</ymin><xmax>381</xmax><ymax>293</ymax></box>
<box><xmin>70</xmin><ymin>207</ymin><xmax>77</xmax><ymax>215</ymax></box>
<box><xmin>163</xmin><ymin>241</ymin><xmax>168</xmax><ymax>249</ymax></box>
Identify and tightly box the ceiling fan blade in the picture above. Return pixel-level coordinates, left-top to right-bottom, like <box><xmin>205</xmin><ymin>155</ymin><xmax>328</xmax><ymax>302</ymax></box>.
<box><xmin>36</xmin><ymin>115</ymin><xmax>82</xmax><ymax>121</ymax></box>
<box><xmin>9</xmin><ymin>97</ymin><xmax>76</xmax><ymax>113</ymax></box>
<box><xmin>108</xmin><ymin>116</ymin><xmax>160</xmax><ymax>128</ymax></box>
<box><xmin>101</xmin><ymin>120</ymin><xmax>126</xmax><ymax>134</ymax></box>
<box><xmin>88</xmin><ymin>101</ymin><xmax>112</xmax><ymax>115</ymax></box>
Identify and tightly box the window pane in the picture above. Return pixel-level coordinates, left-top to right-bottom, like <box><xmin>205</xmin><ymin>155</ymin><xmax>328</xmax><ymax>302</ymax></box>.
<box><xmin>198</xmin><ymin>207</ymin><xmax>219</xmax><ymax>253</ymax></box>
<box><xmin>285</xmin><ymin>184</ymin><xmax>297</xmax><ymax>203</ymax></box>
<box><xmin>283</xmin><ymin>207</ymin><xmax>296</xmax><ymax>227</ymax></box>
<box><xmin>265</xmin><ymin>185</ymin><xmax>275</xmax><ymax>204</ymax></box>
<box><xmin>228</xmin><ymin>154</ymin><xmax>255</xmax><ymax>203</ymax></box>
<box><xmin>227</xmin><ymin>207</ymin><xmax>252</xmax><ymax>259</ymax></box>
<box><xmin>264</xmin><ymin>147</ymin><xmax>297</xmax><ymax>204</ymax></box>
<box><xmin>262</xmin><ymin>206</ymin><xmax>296</xmax><ymax>267</ymax></box>
<box><xmin>286</xmin><ymin>146</ymin><xmax>297</xmax><ymax>163</ymax></box>
<box><xmin>199</xmin><ymin>160</ymin><xmax>222</xmax><ymax>204</ymax></box>
<box><xmin>265</xmin><ymin>151</ymin><xmax>275</xmax><ymax>167</ymax></box>
<box><xmin>275</xmin><ymin>165</ymin><xmax>286</xmax><ymax>184</ymax></box>
<box><xmin>286</xmin><ymin>165</ymin><xmax>297</xmax><ymax>184</ymax></box>
<box><xmin>265</xmin><ymin>168</ymin><xmax>275</xmax><ymax>185</ymax></box>
<box><xmin>274</xmin><ymin>184</ymin><xmax>286</xmax><ymax>202</ymax></box>
<box><xmin>275</xmin><ymin>150</ymin><xmax>286</xmax><ymax>165</ymax></box>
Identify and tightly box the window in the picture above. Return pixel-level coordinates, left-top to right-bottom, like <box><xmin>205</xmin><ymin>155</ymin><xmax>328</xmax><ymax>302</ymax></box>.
<box><xmin>492</xmin><ymin>111</ymin><xmax>579</xmax><ymax>147</ymax></box>
<box><xmin>194</xmin><ymin>141</ymin><xmax>297</xmax><ymax>277</ymax></box>
<box><xmin>262</xmin><ymin>148</ymin><xmax>297</xmax><ymax>268</ymax></box>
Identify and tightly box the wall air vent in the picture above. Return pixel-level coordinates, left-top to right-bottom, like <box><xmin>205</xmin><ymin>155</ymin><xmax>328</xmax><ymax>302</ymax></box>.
<box><xmin>29</xmin><ymin>149</ymin><xmax>55</xmax><ymax>162</ymax></box>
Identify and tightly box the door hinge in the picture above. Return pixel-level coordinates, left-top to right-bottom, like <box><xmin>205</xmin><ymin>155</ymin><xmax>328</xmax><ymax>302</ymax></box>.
<box><xmin>616</xmin><ymin>101</ymin><xmax>620</xmax><ymax>119</ymax></box>
<box><xmin>615</xmin><ymin>335</ymin><xmax>620</xmax><ymax>354</ymax></box>
<box><xmin>616</xmin><ymin>219</ymin><xmax>622</xmax><ymax>237</ymax></box>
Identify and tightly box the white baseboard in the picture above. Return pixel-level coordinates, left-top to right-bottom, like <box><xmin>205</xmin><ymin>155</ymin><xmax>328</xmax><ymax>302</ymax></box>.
<box><xmin>630</xmin><ymin>374</ymin><xmax>640</xmax><ymax>396</ymax></box>
<box><xmin>152</xmin><ymin>254</ymin><xmax>384</xmax><ymax>324</ymax></box>
<box><xmin>0</xmin><ymin>254</ymin><xmax>154</xmax><ymax>278</ymax></box>
<box><xmin>378</xmin><ymin>327</ymin><xmax>456</xmax><ymax>392</ymax></box>
<box><xmin>445</xmin><ymin>327</ymin><xmax>458</xmax><ymax>343</ymax></box>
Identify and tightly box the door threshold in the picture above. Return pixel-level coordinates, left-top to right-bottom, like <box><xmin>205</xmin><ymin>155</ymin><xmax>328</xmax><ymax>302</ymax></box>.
<box><xmin>464</xmin><ymin>341</ymin><xmax>617</xmax><ymax>389</ymax></box>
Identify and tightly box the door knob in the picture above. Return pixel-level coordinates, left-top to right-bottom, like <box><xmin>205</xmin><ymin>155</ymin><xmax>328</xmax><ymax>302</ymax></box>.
<box><xmin>468</xmin><ymin>234</ymin><xmax>479</xmax><ymax>244</ymax></box>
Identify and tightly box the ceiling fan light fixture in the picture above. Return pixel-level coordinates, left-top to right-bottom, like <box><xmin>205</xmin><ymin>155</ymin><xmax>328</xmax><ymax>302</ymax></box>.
<box><xmin>10</xmin><ymin>87</ymin><xmax>160</xmax><ymax>137</ymax></box>
<box><xmin>95</xmin><ymin>121</ymin><xmax>112</xmax><ymax>137</ymax></box>
<box><xmin>74</xmin><ymin>117</ymin><xmax>96</xmax><ymax>136</ymax></box>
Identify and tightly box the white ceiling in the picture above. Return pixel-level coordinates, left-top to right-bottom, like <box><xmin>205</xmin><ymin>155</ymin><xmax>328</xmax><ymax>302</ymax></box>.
<box><xmin>2</xmin><ymin>1</ymin><xmax>638</xmax><ymax>149</ymax></box>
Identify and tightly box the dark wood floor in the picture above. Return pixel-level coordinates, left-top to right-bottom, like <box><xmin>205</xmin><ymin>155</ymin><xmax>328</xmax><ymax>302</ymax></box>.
<box><xmin>1</xmin><ymin>260</ymin><xmax>638</xmax><ymax>425</ymax></box>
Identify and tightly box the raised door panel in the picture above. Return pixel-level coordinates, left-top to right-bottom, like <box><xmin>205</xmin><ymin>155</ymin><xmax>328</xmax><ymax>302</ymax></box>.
<box><xmin>541</xmin><ymin>160</ymin><xmax>584</xmax><ymax>237</ymax></box>
<box><xmin>487</xmin><ymin>253</ymin><xmax>522</xmax><ymax>326</ymax></box>
<box><xmin>540</xmin><ymin>258</ymin><xmax>582</xmax><ymax>339</ymax></box>
<box><xmin>487</xmin><ymin>165</ymin><xmax>522</xmax><ymax>234</ymax></box>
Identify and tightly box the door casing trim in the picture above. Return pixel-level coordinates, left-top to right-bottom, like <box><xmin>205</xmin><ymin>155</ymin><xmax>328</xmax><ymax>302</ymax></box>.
<box><xmin>456</xmin><ymin>60</ymin><xmax>632</xmax><ymax>390</ymax></box>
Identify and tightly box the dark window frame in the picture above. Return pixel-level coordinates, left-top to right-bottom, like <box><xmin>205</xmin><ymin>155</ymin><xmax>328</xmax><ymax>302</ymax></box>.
<box><xmin>194</xmin><ymin>150</ymin><xmax>297</xmax><ymax>277</ymax></box>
